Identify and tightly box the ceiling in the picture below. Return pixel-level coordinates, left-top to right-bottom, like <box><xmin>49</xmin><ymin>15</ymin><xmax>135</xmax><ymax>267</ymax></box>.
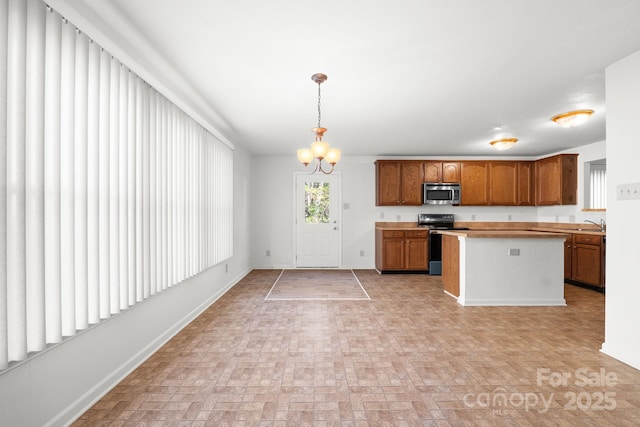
<box><xmin>55</xmin><ymin>0</ymin><xmax>640</xmax><ymax>157</ymax></box>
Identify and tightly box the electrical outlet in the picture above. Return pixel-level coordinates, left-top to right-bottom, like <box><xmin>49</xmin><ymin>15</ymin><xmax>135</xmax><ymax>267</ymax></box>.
<box><xmin>225</xmin><ymin>264</ymin><xmax>228</xmax><ymax>273</ymax></box>
<box><xmin>266</xmin><ymin>250</ymin><xmax>271</xmax><ymax>257</ymax></box>
<box><xmin>343</xmin><ymin>202</ymin><xmax>350</xmax><ymax>210</ymax></box>
<box><xmin>617</xmin><ymin>183</ymin><xmax>640</xmax><ymax>200</ymax></box>
<box><xmin>471</xmin><ymin>214</ymin><xmax>476</xmax><ymax>221</ymax></box>
<box><xmin>508</xmin><ymin>248</ymin><xmax>520</xmax><ymax>256</ymax></box>
<box><xmin>507</xmin><ymin>214</ymin><xmax>512</xmax><ymax>221</ymax></box>
<box><xmin>360</xmin><ymin>250</ymin><xmax>364</xmax><ymax>257</ymax></box>
<box><xmin>396</xmin><ymin>215</ymin><xmax>401</xmax><ymax>221</ymax></box>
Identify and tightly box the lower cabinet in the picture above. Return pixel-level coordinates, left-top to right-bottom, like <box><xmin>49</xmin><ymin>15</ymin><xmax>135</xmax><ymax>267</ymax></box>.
<box><xmin>564</xmin><ymin>233</ymin><xmax>605</xmax><ymax>288</ymax></box>
<box><xmin>375</xmin><ymin>229</ymin><xmax>429</xmax><ymax>272</ymax></box>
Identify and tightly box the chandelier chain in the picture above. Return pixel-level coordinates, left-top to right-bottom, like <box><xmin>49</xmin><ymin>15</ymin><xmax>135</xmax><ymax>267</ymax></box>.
<box><xmin>317</xmin><ymin>82</ymin><xmax>322</xmax><ymax>128</ymax></box>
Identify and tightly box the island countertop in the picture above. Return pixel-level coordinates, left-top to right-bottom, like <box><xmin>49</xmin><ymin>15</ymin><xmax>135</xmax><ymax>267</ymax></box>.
<box><xmin>433</xmin><ymin>229</ymin><xmax>570</xmax><ymax>239</ymax></box>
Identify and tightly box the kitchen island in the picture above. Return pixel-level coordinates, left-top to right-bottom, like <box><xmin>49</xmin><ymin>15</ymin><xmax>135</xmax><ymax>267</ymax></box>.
<box><xmin>438</xmin><ymin>230</ymin><xmax>568</xmax><ymax>306</ymax></box>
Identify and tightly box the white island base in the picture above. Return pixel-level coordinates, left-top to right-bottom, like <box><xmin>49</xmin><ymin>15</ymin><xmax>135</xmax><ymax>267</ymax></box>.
<box><xmin>440</xmin><ymin>231</ymin><xmax>567</xmax><ymax>306</ymax></box>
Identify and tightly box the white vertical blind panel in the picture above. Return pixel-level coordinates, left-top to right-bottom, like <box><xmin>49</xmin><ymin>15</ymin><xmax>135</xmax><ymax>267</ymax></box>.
<box><xmin>108</xmin><ymin>55</ymin><xmax>120</xmax><ymax>313</ymax></box>
<box><xmin>134</xmin><ymin>77</ymin><xmax>143</xmax><ymax>301</ymax></box>
<box><xmin>86</xmin><ymin>40</ymin><xmax>100</xmax><ymax>325</ymax></box>
<box><xmin>73</xmin><ymin>31</ymin><xmax>88</xmax><ymax>330</ymax></box>
<box><xmin>160</xmin><ymin>98</ymin><xmax>168</xmax><ymax>291</ymax></box>
<box><xmin>149</xmin><ymin>89</ymin><xmax>157</xmax><ymax>294</ymax></box>
<box><xmin>59</xmin><ymin>18</ymin><xmax>76</xmax><ymax>337</ymax></box>
<box><xmin>126</xmin><ymin>70</ymin><xmax>136</xmax><ymax>306</ymax></box>
<box><xmin>142</xmin><ymin>81</ymin><xmax>150</xmax><ymax>299</ymax></box>
<box><xmin>0</xmin><ymin>0</ymin><xmax>9</xmax><ymax>369</ymax></box>
<box><xmin>177</xmin><ymin>114</ymin><xmax>184</xmax><ymax>282</ymax></box>
<box><xmin>166</xmin><ymin>105</ymin><xmax>173</xmax><ymax>287</ymax></box>
<box><xmin>7</xmin><ymin>0</ymin><xmax>28</xmax><ymax>361</ymax></box>
<box><xmin>98</xmin><ymin>47</ymin><xmax>110</xmax><ymax>319</ymax></box>
<box><xmin>43</xmin><ymin>6</ymin><xmax>62</xmax><ymax>342</ymax></box>
<box><xmin>118</xmin><ymin>64</ymin><xmax>129</xmax><ymax>310</ymax></box>
<box><xmin>25</xmin><ymin>0</ymin><xmax>46</xmax><ymax>352</ymax></box>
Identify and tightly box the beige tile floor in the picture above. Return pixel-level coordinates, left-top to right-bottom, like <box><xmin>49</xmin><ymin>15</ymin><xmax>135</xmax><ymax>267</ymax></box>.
<box><xmin>73</xmin><ymin>270</ymin><xmax>640</xmax><ymax>426</ymax></box>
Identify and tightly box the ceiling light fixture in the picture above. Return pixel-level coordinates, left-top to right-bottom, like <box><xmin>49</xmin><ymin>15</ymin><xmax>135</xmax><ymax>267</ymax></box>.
<box><xmin>297</xmin><ymin>73</ymin><xmax>341</xmax><ymax>174</ymax></box>
<box><xmin>489</xmin><ymin>137</ymin><xmax>518</xmax><ymax>151</ymax></box>
<box><xmin>551</xmin><ymin>109</ymin><xmax>594</xmax><ymax>127</ymax></box>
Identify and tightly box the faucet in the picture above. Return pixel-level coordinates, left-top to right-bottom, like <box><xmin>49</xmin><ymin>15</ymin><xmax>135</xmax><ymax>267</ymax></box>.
<box><xmin>584</xmin><ymin>219</ymin><xmax>606</xmax><ymax>232</ymax></box>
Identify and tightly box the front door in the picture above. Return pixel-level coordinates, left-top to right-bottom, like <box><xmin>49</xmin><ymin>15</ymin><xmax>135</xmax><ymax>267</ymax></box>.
<box><xmin>295</xmin><ymin>173</ymin><xmax>340</xmax><ymax>267</ymax></box>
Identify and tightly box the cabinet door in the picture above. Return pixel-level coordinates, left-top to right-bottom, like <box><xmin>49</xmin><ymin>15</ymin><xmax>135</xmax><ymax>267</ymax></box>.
<box><xmin>424</xmin><ymin>161</ymin><xmax>460</xmax><ymax>183</ymax></box>
<box><xmin>405</xmin><ymin>238</ymin><xmax>428</xmax><ymax>270</ymax></box>
<box><xmin>405</xmin><ymin>230</ymin><xmax>429</xmax><ymax>270</ymax></box>
<box><xmin>517</xmin><ymin>161</ymin><xmax>535</xmax><ymax>206</ymax></box>
<box><xmin>535</xmin><ymin>156</ymin><xmax>562</xmax><ymax>205</ymax></box>
<box><xmin>423</xmin><ymin>161</ymin><xmax>442</xmax><ymax>183</ymax></box>
<box><xmin>400</xmin><ymin>162</ymin><xmax>424</xmax><ymax>205</ymax></box>
<box><xmin>442</xmin><ymin>162</ymin><xmax>461</xmax><ymax>183</ymax></box>
<box><xmin>489</xmin><ymin>162</ymin><xmax>517</xmax><ymax>205</ymax></box>
<box><xmin>560</xmin><ymin>155</ymin><xmax>578</xmax><ymax>205</ymax></box>
<box><xmin>460</xmin><ymin>161</ymin><xmax>490</xmax><ymax>205</ymax></box>
<box><xmin>382</xmin><ymin>238</ymin><xmax>405</xmax><ymax>270</ymax></box>
<box><xmin>376</xmin><ymin>161</ymin><xmax>402</xmax><ymax>205</ymax></box>
<box><xmin>564</xmin><ymin>236</ymin><xmax>573</xmax><ymax>279</ymax></box>
<box><xmin>572</xmin><ymin>243</ymin><xmax>602</xmax><ymax>286</ymax></box>
<box><xmin>535</xmin><ymin>154</ymin><xmax>577</xmax><ymax>205</ymax></box>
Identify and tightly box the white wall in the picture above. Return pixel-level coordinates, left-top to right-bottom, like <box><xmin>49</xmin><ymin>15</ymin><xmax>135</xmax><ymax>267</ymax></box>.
<box><xmin>0</xmin><ymin>145</ymin><xmax>252</xmax><ymax>427</ymax></box>
<box><xmin>251</xmin><ymin>148</ymin><xmax>605</xmax><ymax>270</ymax></box>
<box><xmin>601</xmin><ymin>49</ymin><xmax>640</xmax><ymax>369</ymax></box>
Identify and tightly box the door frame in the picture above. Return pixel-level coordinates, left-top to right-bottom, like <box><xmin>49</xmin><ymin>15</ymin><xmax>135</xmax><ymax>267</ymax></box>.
<box><xmin>292</xmin><ymin>172</ymin><xmax>342</xmax><ymax>268</ymax></box>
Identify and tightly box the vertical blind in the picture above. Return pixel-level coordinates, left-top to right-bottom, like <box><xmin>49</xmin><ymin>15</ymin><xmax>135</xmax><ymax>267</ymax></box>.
<box><xmin>0</xmin><ymin>0</ymin><xmax>233</xmax><ymax>371</ymax></box>
<box><xmin>590</xmin><ymin>166</ymin><xmax>606</xmax><ymax>209</ymax></box>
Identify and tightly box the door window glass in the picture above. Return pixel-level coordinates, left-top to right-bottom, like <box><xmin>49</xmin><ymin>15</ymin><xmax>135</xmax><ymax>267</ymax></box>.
<box><xmin>305</xmin><ymin>182</ymin><xmax>330</xmax><ymax>223</ymax></box>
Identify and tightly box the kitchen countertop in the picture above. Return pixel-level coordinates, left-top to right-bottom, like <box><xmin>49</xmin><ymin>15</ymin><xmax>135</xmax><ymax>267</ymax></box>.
<box><xmin>433</xmin><ymin>229</ymin><xmax>570</xmax><ymax>239</ymax></box>
<box><xmin>375</xmin><ymin>222</ymin><xmax>426</xmax><ymax>230</ymax></box>
<box><xmin>375</xmin><ymin>221</ymin><xmax>605</xmax><ymax>237</ymax></box>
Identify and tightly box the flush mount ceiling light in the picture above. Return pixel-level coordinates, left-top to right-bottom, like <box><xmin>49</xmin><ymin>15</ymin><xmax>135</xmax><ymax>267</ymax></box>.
<box><xmin>297</xmin><ymin>73</ymin><xmax>341</xmax><ymax>174</ymax></box>
<box><xmin>551</xmin><ymin>109</ymin><xmax>594</xmax><ymax>127</ymax></box>
<box><xmin>489</xmin><ymin>137</ymin><xmax>518</xmax><ymax>151</ymax></box>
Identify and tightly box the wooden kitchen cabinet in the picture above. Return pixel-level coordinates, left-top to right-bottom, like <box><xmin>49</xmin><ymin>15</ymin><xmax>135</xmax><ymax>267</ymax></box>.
<box><xmin>564</xmin><ymin>236</ymin><xmax>573</xmax><ymax>279</ymax></box>
<box><xmin>424</xmin><ymin>161</ymin><xmax>460</xmax><ymax>183</ymax></box>
<box><xmin>480</xmin><ymin>161</ymin><xmax>535</xmax><ymax>206</ymax></box>
<box><xmin>517</xmin><ymin>161</ymin><xmax>535</xmax><ymax>206</ymax></box>
<box><xmin>535</xmin><ymin>154</ymin><xmax>578</xmax><ymax>205</ymax></box>
<box><xmin>564</xmin><ymin>233</ymin><xmax>605</xmax><ymax>288</ymax></box>
<box><xmin>375</xmin><ymin>229</ymin><xmax>429</xmax><ymax>272</ymax></box>
<box><xmin>460</xmin><ymin>161</ymin><xmax>490</xmax><ymax>205</ymax></box>
<box><xmin>572</xmin><ymin>234</ymin><xmax>604</xmax><ymax>287</ymax></box>
<box><xmin>489</xmin><ymin>161</ymin><xmax>518</xmax><ymax>205</ymax></box>
<box><xmin>375</xmin><ymin>160</ymin><xmax>424</xmax><ymax>206</ymax></box>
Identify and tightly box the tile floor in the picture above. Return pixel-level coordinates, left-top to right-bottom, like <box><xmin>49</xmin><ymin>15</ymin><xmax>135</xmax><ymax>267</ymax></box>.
<box><xmin>73</xmin><ymin>270</ymin><xmax>640</xmax><ymax>426</ymax></box>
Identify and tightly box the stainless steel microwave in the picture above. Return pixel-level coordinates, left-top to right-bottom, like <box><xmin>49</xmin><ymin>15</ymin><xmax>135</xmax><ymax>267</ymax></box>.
<box><xmin>423</xmin><ymin>183</ymin><xmax>461</xmax><ymax>205</ymax></box>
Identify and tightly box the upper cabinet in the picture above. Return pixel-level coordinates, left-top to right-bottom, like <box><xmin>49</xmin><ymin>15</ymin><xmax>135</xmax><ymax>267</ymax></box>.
<box><xmin>535</xmin><ymin>154</ymin><xmax>578</xmax><ymax>205</ymax></box>
<box><xmin>424</xmin><ymin>161</ymin><xmax>460</xmax><ymax>183</ymax></box>
<box><xmin>374</xmin><ymin>155</ymin><xmax>576</xmax><ymax>206</ymax></box>
<box><xmin>375</xmin><ymin>160</ymin><xmax>424</xmax><ymax>206</ymax></box>
<box><xmin>488</xmin><ymin>161</ymin><xmax>518</xmax><ymax>205</ymax></box>
<box><xmin>516</xmin><ymin>161</ymin><xmax>535</xmax><ymax>206</ymax></box>
<box><xmin>460</xmin><ymin>161</ymin><xmax>490</xmax><ymax>205</ymax></box>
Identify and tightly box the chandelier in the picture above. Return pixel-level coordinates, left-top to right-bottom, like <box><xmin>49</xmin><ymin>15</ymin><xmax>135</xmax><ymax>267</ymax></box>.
<box><xmin>297</xmin><ymin>73</ymin><xmax>341</xmax><ymax>174</ymax></box>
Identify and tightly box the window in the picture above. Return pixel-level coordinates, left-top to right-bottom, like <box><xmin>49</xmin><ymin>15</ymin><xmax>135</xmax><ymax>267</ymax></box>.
<box><xmin>585</xmin><ymin>159</ymin><xmax>606</xmax><ymax>209</ymax></box>
<box><xmin>0</xmin><ymin>1</ymin><xmax>233</xmax><ymax>371</ymax></box>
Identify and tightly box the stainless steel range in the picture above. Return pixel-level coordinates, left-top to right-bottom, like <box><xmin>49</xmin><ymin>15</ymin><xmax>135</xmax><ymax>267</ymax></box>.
<box><xmin>417</xmin><ymin>213</ymin><xmax>468</xmax><ymax>275</ymax></box>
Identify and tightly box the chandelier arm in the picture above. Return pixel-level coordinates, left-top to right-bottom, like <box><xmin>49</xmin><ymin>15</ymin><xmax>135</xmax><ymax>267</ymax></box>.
<box><xmin>317</xmin><ymin>159</ymin><xmax>334</xmax><ymax>175</ymax></box>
